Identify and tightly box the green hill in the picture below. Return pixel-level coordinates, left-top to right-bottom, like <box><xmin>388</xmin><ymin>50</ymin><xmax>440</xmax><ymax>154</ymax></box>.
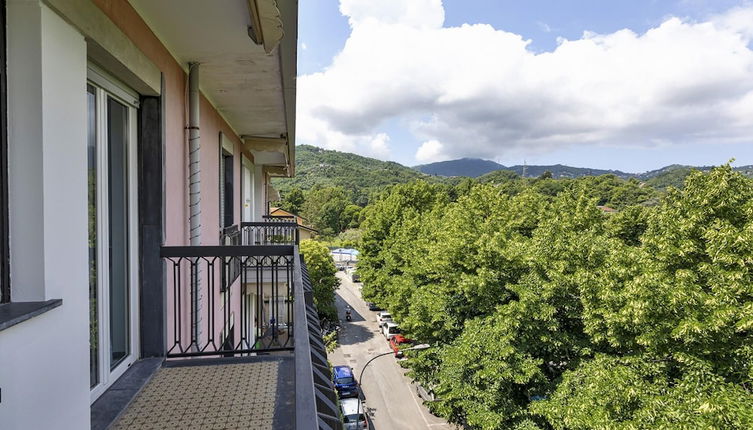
<box><xmin>642</xmin><ymin>164</ymin><xmax>753</xmax><ymax>190</ymax></box>
<box><xmin>275</xmin><ymin>146</ymin><xmax>753</xmax><ymax>202</ymax></box>
<box><xmin>272</xmin><ymin>145</ymin><xmax>440</xmax><ymax>202</ymax></box>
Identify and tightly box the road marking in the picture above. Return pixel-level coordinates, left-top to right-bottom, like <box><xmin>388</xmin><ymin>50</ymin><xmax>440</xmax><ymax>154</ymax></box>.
<box><xmin>407</xmin><ymin>377</ymin><xmax>435</xmax><ymax>428</ymax></box>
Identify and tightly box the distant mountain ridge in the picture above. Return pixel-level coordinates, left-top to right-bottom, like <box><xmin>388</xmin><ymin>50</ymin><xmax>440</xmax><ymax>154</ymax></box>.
<box><xmin>273</xmin><ymin>146</ymin><xmax>753</xmax><ymax>200</ymax></box>
<box><xmin>414</xmin><ymin>158</ymin><xmax>505</xmax><ymax>177</ymax></box>
<box><xmin>415</xmin><ymin>158</ymin><xmax>753</xmax><ymax>180</ymax></box>
<box><xmin>415</xmin><ymin>158</ymin><xmax>634</xmax><ymax>178</ymax></box>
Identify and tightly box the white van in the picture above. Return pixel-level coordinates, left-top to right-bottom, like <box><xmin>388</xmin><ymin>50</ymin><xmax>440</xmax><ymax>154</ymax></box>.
<box><xmin>340</xmin><ymin>397</ymin><xmax>368</xmax><ymax>429</ymax></box>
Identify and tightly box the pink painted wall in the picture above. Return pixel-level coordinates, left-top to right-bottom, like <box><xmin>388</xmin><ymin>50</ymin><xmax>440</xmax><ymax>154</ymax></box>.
<box><xmin>92</xmin><ymin>0</ymin><xmax>244</xmax><ymax>246</ymax></box>
<box><xmin>92</xmin><ymin>0</ymin><xmax>246</xmax><ymax>353</ymax></box>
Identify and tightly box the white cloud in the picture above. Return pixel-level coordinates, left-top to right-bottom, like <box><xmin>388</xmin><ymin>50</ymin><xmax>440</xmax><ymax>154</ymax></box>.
<box><xmin>297</xmin><ymin>1</ymin><xmax>753</xmax><ymax>163</ymax></box>
<box><xmin>339</xmin><ymin>0</ymin><xmax>444</xmax><ymax>29</ymax></box>
<box><xmin>415</xmin><ymin>140</ymin><xmax>447</xmax><ymax>163</ymax></box>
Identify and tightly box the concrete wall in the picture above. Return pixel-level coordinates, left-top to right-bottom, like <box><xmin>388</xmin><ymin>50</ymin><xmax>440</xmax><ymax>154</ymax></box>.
<box><xmin>0</xmin><ymin>2</ymin><xmax>91</xmax><ymax>428</ymax></box>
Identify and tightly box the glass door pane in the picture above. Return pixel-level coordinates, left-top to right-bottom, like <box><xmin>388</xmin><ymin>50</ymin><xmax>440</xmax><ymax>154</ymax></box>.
<box><xmin>107</xmin><ymin>96</ymin><xmax>130</xmax><ymax>369</ymax></box>
<box><xmin>87</xmin><ymin>84</ymin><xmax>99</xmax><ymax>388</ymax></box>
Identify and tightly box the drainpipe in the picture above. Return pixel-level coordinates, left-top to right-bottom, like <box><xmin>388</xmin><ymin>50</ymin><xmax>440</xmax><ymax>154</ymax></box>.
<box><xmin>188</xmin><ymin>63</ymin><xmax>201</xmax><ymax>246</ymax></box>
<box><xmin>188</xmin><ymin>63</ymin><xmax>201</xmax><ymax>344</ymax></box>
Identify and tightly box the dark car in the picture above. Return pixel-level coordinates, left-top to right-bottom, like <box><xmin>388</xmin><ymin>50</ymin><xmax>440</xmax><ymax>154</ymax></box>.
<box><xmin>366</xmin><ymin>302</ymin><xmax>382</xmax><ymax>311</ymax></box>
<box><xmin>332</xmin><ymin>365</ymin><xmax>359</xmax><ymax>398</ymax></box>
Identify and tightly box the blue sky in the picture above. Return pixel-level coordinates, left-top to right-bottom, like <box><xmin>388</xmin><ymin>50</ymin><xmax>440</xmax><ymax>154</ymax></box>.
<box><xmin>297</xmin><ymin>0</ymin><xmax>753</xmax><ymax>172</ymax></box>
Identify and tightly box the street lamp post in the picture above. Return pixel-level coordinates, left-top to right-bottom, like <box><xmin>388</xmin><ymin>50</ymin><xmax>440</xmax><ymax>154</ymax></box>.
<box><xmin>354</xmin><ymin>344</ymin><xmax>431</xmax><ymax>427</ymax></box>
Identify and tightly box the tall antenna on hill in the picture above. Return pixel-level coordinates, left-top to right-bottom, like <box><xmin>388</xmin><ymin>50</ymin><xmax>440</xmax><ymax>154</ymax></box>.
<box><xmin>522</xmin><ymin>159</ymin><xmax>527</xmax><ymax>178</ymax></box>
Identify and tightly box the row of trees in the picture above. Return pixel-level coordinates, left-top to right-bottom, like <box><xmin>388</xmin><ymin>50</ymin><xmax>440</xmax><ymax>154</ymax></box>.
<box><xmin>300</xmin><ymin>240</ymin><xmax>339</xmax><ymax>323</ymax></box>
<box><xmin>358</xmin><ymin>166</ymin><xmax>753</xmax><ymax>429</ymax></box>
<box><xmin>278</xmin><ymin>186</ymin><xmax>363</xmax><ymax>237</ymax></box>
<box><xmin>278</xmin><ymin>173</ymin><xmax>659</xmax><ymax>238</ymax></box>
<box><xmin>477</xmin><ymin>171</ymin><xmax>659</xmax><ymax>209</ymax></box>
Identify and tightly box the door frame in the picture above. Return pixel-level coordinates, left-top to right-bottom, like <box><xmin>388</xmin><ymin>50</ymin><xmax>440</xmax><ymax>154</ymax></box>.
<box><xmin>88</xmin><ymin>64</ymin><xmax>141</xmax><ymax>403</ymax></box>
<box><xmin>241</xmin><ymin>155</ymin><xmax>254</xmax><ymax>223</ymax></box>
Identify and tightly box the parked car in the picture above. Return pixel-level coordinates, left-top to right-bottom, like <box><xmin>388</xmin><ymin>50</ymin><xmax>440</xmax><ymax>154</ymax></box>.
<box><xmin>332</xmin><ymin>366</ymin><xmax>359</xmax><ymax>398</ymax></box>
<box><xmin>375</xmin><ymin>312</ymin><xmax>393</xmax><ymax>325</ymax></box>
<box><xmin>382</xmin><ymin>322</ymin><xmax>401</xmax><ymax>339</ymax></box>
<box><xmin>340</xmin><ymin>398</ymin><xmax>368</xmax><ymax>429</ymax></box>
<box><xmin>415</xmin><ymin>382</ymin><xmax>438</xmax><ymax>403</ymax></box>
<box><xmin>389</xmin><ymin>335</ymin><xmax>412</xmax><ymax>358</ymax></box>
<box><xmin>366</xmin><ymin>302</ymin><xmax>382</xmax><ymax>311</ymax></box>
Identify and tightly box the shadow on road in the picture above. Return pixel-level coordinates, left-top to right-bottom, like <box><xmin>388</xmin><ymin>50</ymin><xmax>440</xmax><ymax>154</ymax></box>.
<box><xmin>338</xmin><ymin>322</ymin><xmax>375</xmax><ymax>346</ymax></box>
<box><xmin>337</xmin><ymin>299</ymin><xmax>367</xmax><ymax>322</ymax></box>
<box><xmin>335</xmin><ymin>290</ymin><xmax>380</xmax><ymax>347</ymax></box>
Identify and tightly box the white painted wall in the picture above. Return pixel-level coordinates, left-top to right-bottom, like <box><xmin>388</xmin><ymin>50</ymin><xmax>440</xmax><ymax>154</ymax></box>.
<box><xmin>0</xmin><ymin>2</ymin><xmax>91</xmax><ymax>428</ymax></box>
<box><xmin>6</xmin><ymin>0</ymin><xmax>44</xmax><ymax>302</ymax></box>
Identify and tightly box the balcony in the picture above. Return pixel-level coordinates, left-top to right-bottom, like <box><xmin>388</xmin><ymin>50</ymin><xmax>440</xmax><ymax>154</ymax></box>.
<box><xmin>95</xmin><ymin>223</ymin><xmax>339</xmax><ymax>430</ymax></box>
<box><xmin>221</xmin><ymin>221</ymin><xmax>300</xmax><ymax>247</ymax></box>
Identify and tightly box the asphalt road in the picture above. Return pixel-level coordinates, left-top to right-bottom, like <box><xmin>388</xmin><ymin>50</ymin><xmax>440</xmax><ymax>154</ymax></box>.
<box><xmin>329</xmin><ymin>271</ymin><xmax>454</xmax><ymax>430</ymax></box>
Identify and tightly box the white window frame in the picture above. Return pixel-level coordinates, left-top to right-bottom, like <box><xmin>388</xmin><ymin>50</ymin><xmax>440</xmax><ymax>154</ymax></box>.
<box><xmin>242</xmin><ymin>155</ymin><xmax>254</xmax><ymax>223</ymax></box>
<box><xmin>88</xmin><ymin>65</ymin><xmax>140</xmax><ymax>403</ymax></box>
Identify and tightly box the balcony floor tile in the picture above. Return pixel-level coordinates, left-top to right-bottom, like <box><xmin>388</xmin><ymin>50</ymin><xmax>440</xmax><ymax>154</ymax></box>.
<box><xmin>111</xmin><ymin>355</ymin><xmax>294</xmax><ymax>430</ymax></box>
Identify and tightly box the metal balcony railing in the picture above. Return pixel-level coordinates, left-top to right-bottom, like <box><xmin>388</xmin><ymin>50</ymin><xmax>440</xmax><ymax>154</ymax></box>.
<box><xmin>161</xmin><ymin>245</ymin><xmax>295</xmax><ymax>358</ymax></box>
<box><xmin>241</xmin><ymin>221</ymin><xmax>299</xmax><ymax>245</ymax></box>
<box><xmin>158</xmin><ymin>243</ymin><xmax>339</xmax><ymax>428</ymax></box>
<box><xmin>263</xmin><ymin>214</ymin><xmax>296</xmax><ymax>222</ymax></box>
<box><xmin>220</xmin><ymin>224</ymin><xmax>241</xmax><ymax>246</ymax></box>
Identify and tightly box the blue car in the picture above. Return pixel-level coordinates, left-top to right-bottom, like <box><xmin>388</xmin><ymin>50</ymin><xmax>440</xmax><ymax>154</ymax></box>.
<box><xmin>332</xmin><ymin>365</ymin><xmax>359</xmax><ymax>398</ymax></box>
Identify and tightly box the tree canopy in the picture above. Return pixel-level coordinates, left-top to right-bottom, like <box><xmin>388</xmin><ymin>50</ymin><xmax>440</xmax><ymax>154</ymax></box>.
<box><xmin>300</xmin><ymin>240</ymin><xmax>339</xmax><ymax>323</ymax></box>
<box><xmin>358</xmin><ymin>166</ymin><xmax>753</xmax><ymax>429</ymax></box>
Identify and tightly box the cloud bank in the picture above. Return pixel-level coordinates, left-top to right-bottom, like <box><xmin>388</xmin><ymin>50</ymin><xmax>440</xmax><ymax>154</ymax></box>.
<box><xmin>297</xmin><ymin>0</ymin><xmax>753</xmax><ymax>163</ymax></box>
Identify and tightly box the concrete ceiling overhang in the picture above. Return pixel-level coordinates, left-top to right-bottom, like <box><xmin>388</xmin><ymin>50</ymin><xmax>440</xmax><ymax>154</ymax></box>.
<box><xmin>130</xmin><ymin>0</ymin><xmax>297</xmax><ymax>176</ymax></box>
<box><xmin>243</xmin><ymin>135</ymin><xmax>289</xmax><ymax>176</ymax></box>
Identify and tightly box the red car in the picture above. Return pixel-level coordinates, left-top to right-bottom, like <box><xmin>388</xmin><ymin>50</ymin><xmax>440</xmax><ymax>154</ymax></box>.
<box><xmin>389</xmin><ymin>335</ymin><xmax>412</xmax><ymax>358</ymax></box>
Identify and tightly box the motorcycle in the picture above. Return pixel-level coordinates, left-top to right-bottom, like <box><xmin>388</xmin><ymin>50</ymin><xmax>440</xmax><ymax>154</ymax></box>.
<box><xmin>345</xmin><ymin>311</ymin><xmax>352</xmax><ymax>322</ymax></box>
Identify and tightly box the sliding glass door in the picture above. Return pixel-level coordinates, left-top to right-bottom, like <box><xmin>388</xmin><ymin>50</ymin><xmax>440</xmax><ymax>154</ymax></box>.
<box><xmin>88</xmin><ymin>67</ymin><xmax>139</xmax><ymax>401</ymax></box>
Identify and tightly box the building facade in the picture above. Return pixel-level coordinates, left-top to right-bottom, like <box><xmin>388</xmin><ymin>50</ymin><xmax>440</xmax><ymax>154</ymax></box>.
<box><xmin>0</xmin><ymin>1</ymin><xmax>338</xmax><ymax>428</ymax></box>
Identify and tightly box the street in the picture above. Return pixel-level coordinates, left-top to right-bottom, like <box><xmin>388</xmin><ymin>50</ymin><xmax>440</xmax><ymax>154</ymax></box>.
<box><xmin>329</xmin><ymin>272</ymin><xmax>454</xmax><ymax>430</ymax></box>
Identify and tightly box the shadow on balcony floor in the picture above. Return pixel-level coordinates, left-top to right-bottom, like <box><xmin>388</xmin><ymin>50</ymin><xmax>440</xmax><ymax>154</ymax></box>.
<box><xmin>110</xmin><ymin>355</ymin><xmax>294</xmax><ymax>430</ymax></box>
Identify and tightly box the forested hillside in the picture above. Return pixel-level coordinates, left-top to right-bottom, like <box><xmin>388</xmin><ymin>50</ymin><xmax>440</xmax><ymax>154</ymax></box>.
<box><xmin>276</xmin><ymin>147</ymin><xmax>753</xmax><ymax>200</ymax></box>
<box><xmin>416</xmin><ymin>156</ymin><xmax>753</xmax><ymax>181</ymax></box>
<box><xmin>358</xmin><ymin>165</ymin><xmax>753</xmax><ymax>429</ymax></box>
<box><xmin>272</xmin><ymin>145</ymin><xmax>437</xmax><ymax>203</ymax></box>
<box><xmin>414</xmin><ymin>158</ymin><xmax>505</xmax><ymax>177</ymax></box>
<box><xmin>417</xmin><ymin>159</ymin><xmax>633</xmax><ymax>179</ymax></box>
<box><xmin>272</xmin><ymin>146</ymin><xmax>751</xmax><ymax>244</ymax></box>
<box><xmin>643</xmin><ymin>164</ymin><xmax>753</xmax><ymax>190</ymax></box>
<box><xmin>275</xmin><ymin>165</ymin><xmax>658</xmax><ymax>237</ymax></box>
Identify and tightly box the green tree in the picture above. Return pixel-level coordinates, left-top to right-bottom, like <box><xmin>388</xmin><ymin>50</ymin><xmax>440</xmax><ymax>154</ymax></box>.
<box><xmin>358</xmin><ymin>165</ymin><xmax>753</xmax><ymax>429</ymax></box>
<box><xmin>341</xmin><ymin>204</ymin><xmax>363</xmax><ymax>229</ymax></box>
<box><xmin>280</xmin><ymin>187</ymin><xmax>305</xmax><ymax>215</ymax></box>
<box><xmin>300</xmin><ymin>240</ymin><xmax>339</xmax><ymax>322</ymax></box>
<box><xmin>301</xmin><ymin>186</ymin><xmax>351</xmax><ymax>235</ymax></box>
